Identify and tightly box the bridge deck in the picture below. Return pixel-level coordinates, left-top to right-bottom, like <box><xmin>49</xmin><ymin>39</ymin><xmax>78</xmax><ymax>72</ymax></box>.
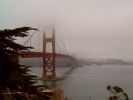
<box><xmin>20</xmin><ymin>51</ymin><xmax>73</xmax><ymax>59</ymax></box>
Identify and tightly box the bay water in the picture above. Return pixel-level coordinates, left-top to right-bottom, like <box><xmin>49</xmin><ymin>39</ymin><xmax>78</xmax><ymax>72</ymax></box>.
<box><xmin>30</xmin><ymin>64</ymin><xmax>133</xmax><ymax>100</ymax></box>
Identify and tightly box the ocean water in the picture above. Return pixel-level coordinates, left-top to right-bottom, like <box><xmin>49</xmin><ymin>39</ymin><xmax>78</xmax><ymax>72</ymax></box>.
<box><xmin>29</xmin><ymin>64</ymin><xmax>133</xmax><ymax>100</ymax></box>
<box><xmin>31</xmin><ymin>65</ymin><xmax>133</xmax><ymax>100</ymax></box>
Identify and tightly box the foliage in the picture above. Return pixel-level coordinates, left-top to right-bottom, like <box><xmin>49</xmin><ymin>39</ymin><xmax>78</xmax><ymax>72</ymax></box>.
<box><xmin>0</xmin><ymin>27</ymin><xmax>49</xmax><ymax>99</ymax></box>
<box><xmin>106</xmin><ymin>85</ymin><xmax>129</xmax><ymax>100</ymax></box>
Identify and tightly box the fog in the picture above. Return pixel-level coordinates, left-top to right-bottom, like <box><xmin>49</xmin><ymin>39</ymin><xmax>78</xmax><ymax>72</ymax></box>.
<box><xmin>1</xmin><ymin>0</ymin><xmax>133</xmax><ymax>59</ymax></box>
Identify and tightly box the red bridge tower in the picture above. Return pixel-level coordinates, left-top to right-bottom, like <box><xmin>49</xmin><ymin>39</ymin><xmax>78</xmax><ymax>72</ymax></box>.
<box><xmin>42</xmin><ymin>28</ymin><xmax>56</xmax><ymax>79</ymax></box>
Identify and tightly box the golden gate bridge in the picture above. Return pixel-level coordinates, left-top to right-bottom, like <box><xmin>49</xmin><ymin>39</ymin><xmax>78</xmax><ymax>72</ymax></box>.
<box><xmin>19</xmin><ymin>26</ymin><xmax>74</xmax><ymax>80</ymax></box>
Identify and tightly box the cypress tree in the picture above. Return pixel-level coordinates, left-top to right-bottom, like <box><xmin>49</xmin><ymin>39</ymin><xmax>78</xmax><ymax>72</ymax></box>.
<box><xmin>0</xmin><ymin>27</ymin><xmax>46</xmax><ymax>99</ymax></box>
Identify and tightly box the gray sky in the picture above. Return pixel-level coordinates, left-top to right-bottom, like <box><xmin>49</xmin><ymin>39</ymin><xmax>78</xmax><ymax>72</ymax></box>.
<box><xmin>1</xmin><ymin>0</ymin><xmax>133</xmax><ymax>59</ymax></box>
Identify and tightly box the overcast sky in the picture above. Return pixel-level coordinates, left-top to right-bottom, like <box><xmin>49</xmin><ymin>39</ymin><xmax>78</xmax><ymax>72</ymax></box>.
<box><xmin>1</xmin><ymin>0</ymin><xmax>133</xmax><ymax>59</ymax></box>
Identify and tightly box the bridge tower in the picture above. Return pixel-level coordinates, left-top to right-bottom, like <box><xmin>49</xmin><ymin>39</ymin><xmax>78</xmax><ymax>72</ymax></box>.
<box><xmin>42</xmin><ymin>28</ymin><xmax>56</xmax><ymax>79</ymax></box>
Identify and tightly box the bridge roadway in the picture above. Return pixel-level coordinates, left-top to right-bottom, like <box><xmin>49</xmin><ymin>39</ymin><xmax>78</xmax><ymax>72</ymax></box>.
<box><xmin>20</xmin><ymin>51</ymin><xmax>73</xmax><ymax>59</ymax></box>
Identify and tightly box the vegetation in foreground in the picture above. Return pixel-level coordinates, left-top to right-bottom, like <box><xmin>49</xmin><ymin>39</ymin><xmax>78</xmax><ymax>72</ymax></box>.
<box><xmin>106</xmin><ymin>85</ymin><xmax>129</xmax><ymax>100</ymax></box>
<box><xmin>0</xmin><ymin>27</ymin><xmax>51</xmax><ymax>100</ymax></box>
